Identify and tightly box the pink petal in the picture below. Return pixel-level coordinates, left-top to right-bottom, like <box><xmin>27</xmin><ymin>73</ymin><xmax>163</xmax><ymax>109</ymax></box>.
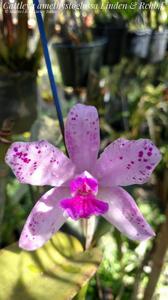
<box><xmin>65</xmin><ymin>104</ymin><xmax>100</xmax><ymax>173</ymax></box>
<box><xmin>19</xmin><ymin>187</ymin><xmax>69</xmax><ymax>251</ymax></box>
<box><xmin>94</xmin><ymin>138</ymin><xmax>161</xmax><ymax>186</ymax></box>
<box><xmin>5</xmin><ymin>140</ymin><xmax>75</xmax><ymax>186</ymax></box>
<box><xmin>98</xmin><ymin>186</ymin><xmax>155</xmax><ymax>241</ymax></box>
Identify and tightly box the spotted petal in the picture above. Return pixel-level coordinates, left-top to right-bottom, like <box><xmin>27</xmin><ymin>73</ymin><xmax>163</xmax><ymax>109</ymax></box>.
<box><xmin>5</xmin><ymin>141</ymin><xmax>75</xmax><ymax>186</ymax></box>
<box><xmin>65</xmin><ymin>104</ymin><xmax>100</xmax><ymax>173</ymax></box>
<box><xmin>98</xmin><ymin>186</ymin><xmax>155</xmax><ymax>241</ymax></box>
<box><xmin>19</xmin><ymin>187</ymin><xmax>69</xmax><ymax>250</ymax></box>
<box><xmin>94</xmin><ymin>138</ymin><xmax>161</xmax><ymax>186</ymax></box>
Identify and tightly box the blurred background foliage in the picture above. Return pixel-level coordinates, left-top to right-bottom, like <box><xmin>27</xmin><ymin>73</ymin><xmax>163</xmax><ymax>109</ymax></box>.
<box><xmin>0</xmin><ymin>0</ymin><xmax>168</xmax><ymax>299</ymax></box>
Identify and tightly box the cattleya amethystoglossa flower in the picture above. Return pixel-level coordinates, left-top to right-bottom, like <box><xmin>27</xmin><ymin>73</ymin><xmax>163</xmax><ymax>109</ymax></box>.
<box><xmin>5</xmin><ymin>104</ymin><xmax>161</xmax><ymax>251</ymax></box>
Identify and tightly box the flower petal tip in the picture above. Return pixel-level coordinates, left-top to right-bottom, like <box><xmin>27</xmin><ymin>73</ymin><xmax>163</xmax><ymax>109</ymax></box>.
<box><xmin>149</xmin><ymin>229</ymin><xmax>156</xmax><ymax>238</ymax></box>
<box><xmin>18</xmin><ymin>230</ymin><xmax>40</xmax><ymax>252</ymax></box>
<box><xmin>137</xmin><ymin>228</ymin><xmax>156</xmax><ymax>242</ymax></box>
<box><xmin>19</xmin><ymin>236</ymin><xmax>43</xmax><ymax>251</ymax></box>
<box><xmin>18</xmin><ymin>237</ymin><xmax>34</xmax><ymax>251</ymax></box>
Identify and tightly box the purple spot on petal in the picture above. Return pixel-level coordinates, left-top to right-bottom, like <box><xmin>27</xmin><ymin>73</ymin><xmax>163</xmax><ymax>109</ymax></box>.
<box><xmin>138</xmin><ymin>151</ymin><xmax>143</xmax><ymax>157</ymax></box>
<box><xmin>146</xmin><ymin>166</ymin><xmax>152</xmax><ymax>170</ymax></box>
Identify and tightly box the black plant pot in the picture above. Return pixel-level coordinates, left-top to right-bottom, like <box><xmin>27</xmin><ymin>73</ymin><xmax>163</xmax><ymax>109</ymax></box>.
<box><xmin>94</xmin><ymin>21</ymin><xmax>127</xmax><ymax>65</ymax></box>
<box><xmin>126</xmin><ymin>29</ymin><xmax>151</xmax><ymax>59</ymax></box>
<box><xmin>148</xmin><ymin>30</ymin><xmax>168</xmax><ymax>63</ymax></box>
<box><xmin>0</xmin><ymin>72</ymin><xmax>38</xmax><ymax>133</ymax></box>
<box><xmin>53</xmin><ymin>39</ymin><xmax>107</xmax><ymax>88</ymax></box>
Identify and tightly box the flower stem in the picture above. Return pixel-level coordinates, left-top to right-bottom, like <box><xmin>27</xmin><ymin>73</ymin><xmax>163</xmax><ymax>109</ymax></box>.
<box><xmin>33</xmin><ymin>0</ymin><xmax>64</xmax><ymax>138</ymax></box>
<box><xmin>83</xmin><ymin>217</ymin><xmax>95</xmax><ymax>250</ymax></box>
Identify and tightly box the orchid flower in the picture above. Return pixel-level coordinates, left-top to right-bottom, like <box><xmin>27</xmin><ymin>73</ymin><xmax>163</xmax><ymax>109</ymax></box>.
<box><xmin>5</xmin><ymin>104</ymin><xmax>161</xmax><ymax>251</ymax></box>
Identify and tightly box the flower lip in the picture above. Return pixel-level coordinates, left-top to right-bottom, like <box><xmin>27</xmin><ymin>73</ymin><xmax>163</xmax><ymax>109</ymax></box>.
<box><xmin>60</xmin><ymin>171</ymin><xmax>108</xmax><ymax>220</ymax></box>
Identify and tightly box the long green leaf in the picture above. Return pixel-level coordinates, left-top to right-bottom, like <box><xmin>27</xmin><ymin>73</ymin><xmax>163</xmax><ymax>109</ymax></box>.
<box><xmin>0</xmin><ymin>232</ymin><xmax>102</xmax><ymax>300</ymax></box>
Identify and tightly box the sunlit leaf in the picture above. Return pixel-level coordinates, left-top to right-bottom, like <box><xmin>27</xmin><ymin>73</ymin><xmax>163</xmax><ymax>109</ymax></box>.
<box><xmin>0</xmin><ymin>232</ymin><xmax>102</xmax><ymax>300</ymax></box>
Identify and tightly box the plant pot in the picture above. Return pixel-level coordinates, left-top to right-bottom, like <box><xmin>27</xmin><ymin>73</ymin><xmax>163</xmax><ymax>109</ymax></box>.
<box><xmin>53</xmin><ymin>39</ymin><xmax>107</xmax><ymax>88</ymax></box>
<box><xmin>126</xmin><ymin>29</ymin><xmax>151</xmax><ymax>59</ymax></box>
<box><xmin>148</xmin><ymin>30</ymin><xmax>168</xmax><ymax>63</ymax></box>
<box><xmin>94</xmin><ymin>20</ymin><xmax>127</xmax><ymax>65</ymax></box>
<box><xmin>0</xmin><ymin>72</ymin><xmax>38</xmax><ymax>133</ymax></box>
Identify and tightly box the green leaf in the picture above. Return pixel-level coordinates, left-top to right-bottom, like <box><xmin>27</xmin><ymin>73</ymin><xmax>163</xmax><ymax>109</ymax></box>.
<box><xmin>0</xmin><ymin>232</ymin><xmax>102</xmax><ymax>300</ymax></box>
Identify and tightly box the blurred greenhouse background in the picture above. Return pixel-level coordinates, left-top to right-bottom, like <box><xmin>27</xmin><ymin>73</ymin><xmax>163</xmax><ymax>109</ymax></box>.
<box><xmin>0</xmin><ymin>0</ymin><xmax>168</xmax><ymax>299</ymax></box>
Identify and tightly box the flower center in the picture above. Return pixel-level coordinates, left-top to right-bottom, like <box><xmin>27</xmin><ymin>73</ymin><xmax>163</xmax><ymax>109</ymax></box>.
<box><xmin>70</xmin><ymin>171</ymin><xmax>98</xmax><ymax>197</ymax></box>
<box><xmin>60</xmin><ymin>171</ymin><xmax>108</xmax><ymax>220</ymax></box>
